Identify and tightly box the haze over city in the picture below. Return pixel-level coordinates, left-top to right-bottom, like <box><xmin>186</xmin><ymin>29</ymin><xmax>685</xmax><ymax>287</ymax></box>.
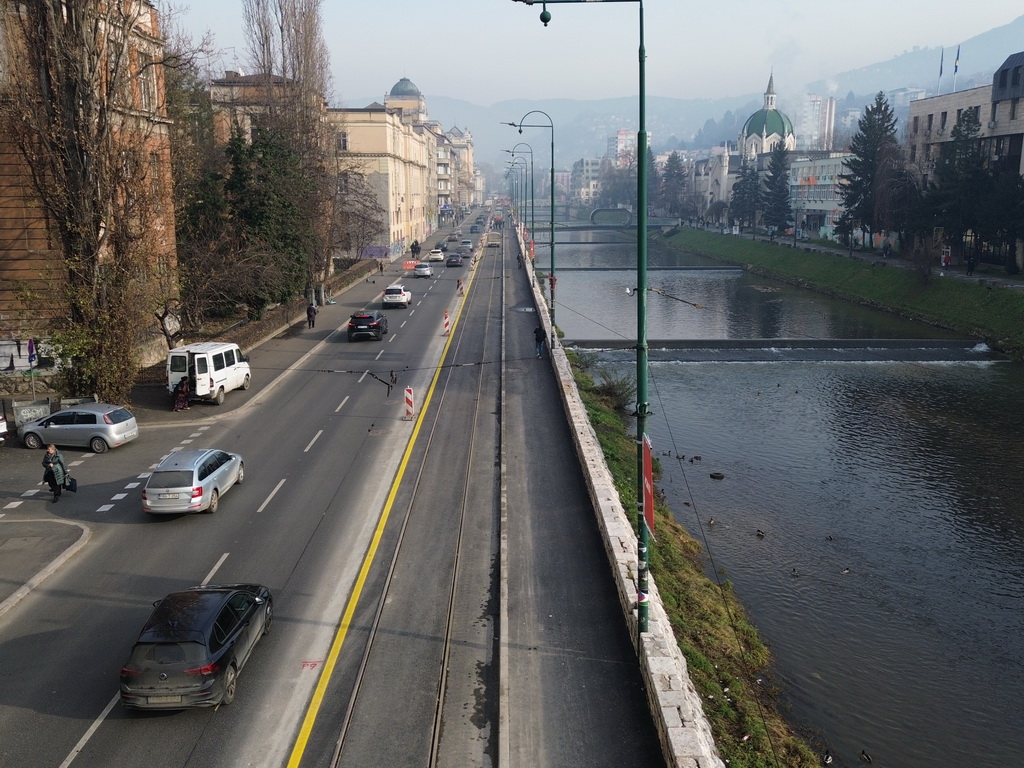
<box><xmin>172</xmin><ymin>1</ymin><xmax>1023</xmax><ymax>105</ymax></box>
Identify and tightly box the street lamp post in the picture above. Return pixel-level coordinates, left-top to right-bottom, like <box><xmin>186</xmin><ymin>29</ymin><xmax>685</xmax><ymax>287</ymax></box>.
<box><xmin>507</xmin><ymin>158</ymin><xmax>527</xmax><ymax>233</ymax></box>
<box><xmin>504</xmin><ymin>144</ymin><xmax>535</xmax><ymax>238</ymax></box>
<box><xmin>510</xmin><ymin>0</ymin><xmax>650</xmax><ymax>637</ymax></box>
<box><xmin>505</xmin><ymin>111</ymin><xmax>555</xmax><ymax>350</ymax></box>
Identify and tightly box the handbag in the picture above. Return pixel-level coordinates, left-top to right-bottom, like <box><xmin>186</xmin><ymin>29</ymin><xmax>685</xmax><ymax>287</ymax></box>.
<box><xmin>66</xmin><ymin>476</ymin><xmax>78</xmax><ymax>493</ymax></box>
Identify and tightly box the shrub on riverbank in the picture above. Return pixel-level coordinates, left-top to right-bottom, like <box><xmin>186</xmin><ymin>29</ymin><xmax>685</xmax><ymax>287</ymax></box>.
<box><xmin>663</xmin><ymin>228</ymin><xmax>1024</xmax><ymax>360</ymax></box>
<box><xmin>568</xmin><ymin>351</ymin><xmax>820</xmax><ymax>768</ymax></box>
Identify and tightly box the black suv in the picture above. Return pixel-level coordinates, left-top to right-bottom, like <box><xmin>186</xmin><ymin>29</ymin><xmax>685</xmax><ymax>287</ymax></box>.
<box><xmin>119</xmin><ymin>584</ymin><xmax>272</xmax><ymax>709</ymax></box>
<box><xmin>348</xmin><ymin>310</ymin><xmax>388</xmax><ymax>341</ymax></box>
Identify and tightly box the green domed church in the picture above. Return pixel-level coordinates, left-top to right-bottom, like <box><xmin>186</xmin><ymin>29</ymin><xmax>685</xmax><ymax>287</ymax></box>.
<box><xmin>738</xmin><ymin>73</ymin><xmax>795</xmax><ymax>160</ymax></box>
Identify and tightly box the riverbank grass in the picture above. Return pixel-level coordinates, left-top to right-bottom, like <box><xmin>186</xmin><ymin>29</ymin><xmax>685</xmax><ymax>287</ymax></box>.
<box><xmin>663</xmin><ymin>228</ymin><xmax>1024</xmax><ymax>358</ymax></box>
<box><xmin>568</xmin><ymin>351</ymin><xmax>819</xmax><ymax>768</ymax></box>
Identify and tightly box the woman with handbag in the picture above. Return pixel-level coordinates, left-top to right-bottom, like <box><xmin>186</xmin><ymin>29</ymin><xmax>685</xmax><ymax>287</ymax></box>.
<box><xmin>42</xmin><ymin>444</ymin><xmax>68</xmax><ymax>503</ymax></box>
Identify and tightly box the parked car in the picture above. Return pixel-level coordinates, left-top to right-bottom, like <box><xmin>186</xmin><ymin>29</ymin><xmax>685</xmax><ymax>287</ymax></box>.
<box><xmin>0</xmin><ymin>417</ymin><xmax>8</xmax><ymax>447</ymax></box>
<box><xmin>446</xmin><ymin>254</ymin><xmax>464</xmax><ymax>267</ymax></box>
<box><xmin>347</xmin><ymin>310</ymin><xmax>388</xmax><ymax>341</ymax></box>
<box><xmin>427</xmin><ymin>248</ymin><xmax>445</xmax><ymax>261</ymax></box>
<box><xmin>142</xmin><ymin>448</ymin><xmax>244</xmax><ymax>514</ymax></box>
<box><xmin>18</xmin><ymin>402</ymin><xmax>138</xmax><ymax>453</ymax></box>
<box><xmin>119</xmin><ymin>583</ymin><xmax>272</xmax><ymax>710</ymax></box>
<box><xmin>382</xmin><ymin>284</ymin><xmax>412</xmax><ymax>308</ymax></box>
<box><xmin>414</xmin><ymin>261</ymin><xmax>433</xmax><ymax>278</ymax></box>
<box><xmin>166</xmin><ymin>342</ymin><xmax>251</xmax><ymax>406</ymax></box>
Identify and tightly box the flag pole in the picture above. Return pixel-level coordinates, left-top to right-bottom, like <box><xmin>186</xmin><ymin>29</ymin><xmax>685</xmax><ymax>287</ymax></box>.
<box><xmin>952</xmin><ymin>44</ymin><xmax>960</xmax><ymax>92</ymax></box>
<box><xmin>937</xmin><ymin>48</ymin><xmax>944</xmax><ymax>95</ymax></box>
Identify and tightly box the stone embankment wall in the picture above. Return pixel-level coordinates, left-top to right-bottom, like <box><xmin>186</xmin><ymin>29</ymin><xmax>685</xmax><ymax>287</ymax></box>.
<box><xmin>517</xmin><ymin>230</ymin><xmax>724</xmax><ymax>768</ymax></box>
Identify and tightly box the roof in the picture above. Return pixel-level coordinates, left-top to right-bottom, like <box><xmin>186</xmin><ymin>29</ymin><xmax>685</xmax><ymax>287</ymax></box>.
<box><xmin>743</xmin><ymin>108</ymin><xmax>794</xmax><ymax>139</ymax></box>
<box><xmin>992</xmin><ymin>51</ymin><xmax>1024</xmax><ymax>101</ymax></box>
<box><xmin>389</xmin><ymin>77</ymin><xmax>421</xmax><ymax>98</ymax></box>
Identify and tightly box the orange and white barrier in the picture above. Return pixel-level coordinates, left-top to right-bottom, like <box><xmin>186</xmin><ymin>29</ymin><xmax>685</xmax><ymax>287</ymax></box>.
<box><xmin>443</xmin><ymin>309</ymin><xmax>450</xmax><ymax>335</ymax></box>
<box><xmin>404</xmin><ymin>387</ymin><xmax>414</xmax><ymax>420</ymax></box>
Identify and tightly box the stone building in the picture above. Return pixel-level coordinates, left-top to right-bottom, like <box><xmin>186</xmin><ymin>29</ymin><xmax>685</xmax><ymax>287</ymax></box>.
<box><xmin>0</xmin><ymin>1</ymin><xmax>176</xmax><ymax>371</ymax></box>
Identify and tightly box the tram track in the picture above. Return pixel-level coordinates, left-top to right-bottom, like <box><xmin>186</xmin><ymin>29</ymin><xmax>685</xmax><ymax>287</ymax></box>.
<box><xmin>329</xmin><ymin>234</ymin><xmax>507</xmax><ymax>768</ymax></box>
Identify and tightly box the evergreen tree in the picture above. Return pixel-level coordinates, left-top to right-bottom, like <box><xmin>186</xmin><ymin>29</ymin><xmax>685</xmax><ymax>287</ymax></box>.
<box><xmin>730</xmin><ymin>162</ymin><xmax>761</xmax><ymax>231</ymax></box>
<box><xmin>840</xmin><ymin>92</ymin><xmax>898</xmax><ymax>243</ymax></box>
<box><xmin>924</xmin><ymin>108</ymin><xmax>989</xmax><ymax>259</ymax></box>
<box><xmin>658</xmin><ymin>151</ymin><xmax>687</xmax><ymax>216</ymax></box>
<box><xmin>762</xmin><ymin>144</ymin><xmax>793</xmax><ymax>235</ymax></box>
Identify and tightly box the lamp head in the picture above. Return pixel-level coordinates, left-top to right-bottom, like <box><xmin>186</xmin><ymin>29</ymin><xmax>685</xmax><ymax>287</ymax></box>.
<box><xmin>540</xmin><ymin>6</ymin><xmax>551</xmax><ymax>26</ymax></box>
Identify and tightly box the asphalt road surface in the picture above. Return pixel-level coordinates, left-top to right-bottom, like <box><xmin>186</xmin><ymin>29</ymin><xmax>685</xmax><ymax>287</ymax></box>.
<box><xmin>0</xmin><ymin>217</ymin><xmax>662</xmax><ymax>768</ymax></box>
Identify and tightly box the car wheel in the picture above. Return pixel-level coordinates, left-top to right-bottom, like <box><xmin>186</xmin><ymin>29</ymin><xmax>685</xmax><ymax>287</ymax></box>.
<box><xmin>236</xmin><ymin>462</ymin><xmax>244</xmax><ymax>484</ymax></box>
<box><xmin>263</xmin><ymin>601</ymin><xmax>273</xmax><ymax>635</ymax></box>
<box><xmin>90</xmin><ymin>436</ymin><xmax>109</xmax><ymax>454</ymax></box>
<box><xmin>214</xmin><ymin>388</ymin><xmax>225</xmax><ymax>406</ymax></box>
<box><xmin>241</xmin><ymin>374</ymin><xmax>251</xmax><ymax>391</ymax></box>
<box><xmin>205</xmin><ymin>490</ymin><xmax>219</xmax><ymax>514</ymax></box>
<box><xmin>23</xmin><ymin>432</ymin><xmax>43</xmax><ymax>450</ymax></box>
<box><xmin>220</xmin><ymin>664</ymin><xmax>237</xmax><ymax>706</ymax></box>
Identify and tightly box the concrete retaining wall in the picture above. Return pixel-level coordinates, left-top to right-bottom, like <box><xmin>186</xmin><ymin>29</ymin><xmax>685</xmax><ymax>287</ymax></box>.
<box><xmin>518</xmin><ymin>228</ymin><xmax>724</xmax><ymax>768</ymax></box>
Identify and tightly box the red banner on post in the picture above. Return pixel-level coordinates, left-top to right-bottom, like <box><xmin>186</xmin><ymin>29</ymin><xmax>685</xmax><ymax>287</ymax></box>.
<box><xmin>642</xmin><ymin>434</ymin><xmax>655</xmax><ymax>537</ymax></box>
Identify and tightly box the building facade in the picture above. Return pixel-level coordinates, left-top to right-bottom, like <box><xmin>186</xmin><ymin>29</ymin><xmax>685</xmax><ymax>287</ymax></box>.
<box><xmin>0</xmin><ymin>0</ymin><xmax>176</xmax><ymax>369</ymax></box>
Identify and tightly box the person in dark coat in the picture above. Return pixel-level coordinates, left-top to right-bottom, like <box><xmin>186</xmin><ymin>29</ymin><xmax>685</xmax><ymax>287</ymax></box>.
<box><xmin>534</xmin><ymin>324</ymin><xmax>546</xmax><ymax>358</ymax></box>
<box><xmin>42</xmin><ymin>444</ymin><xmax>68</xmax><ymax>503</ymax></box>
<box><xmin>172</xmin><ymin>375</ymin><xmax>190</xmax><ymax>411</ymax></box>
<box><xmin>307</xmin><ymin>302</ymin><xmax>318</xmax><ymax>329</ymax></box>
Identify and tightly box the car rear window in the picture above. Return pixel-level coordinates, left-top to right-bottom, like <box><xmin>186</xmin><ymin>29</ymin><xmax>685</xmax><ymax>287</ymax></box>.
<box><xmin>106</xmin><ymin>408</ymin><xmax>134</xmax><ymax>424</ymax></box>
<box><xmin>351</xmin><ymin>314</ymin><xmax>376</xmax><ymax>322</ymax></box>
<box><xmin>384</xmin><ymin>288</ymin><xmax>403</xmax><ymax>295</ymax></box>
<box><xmin>147</xmin><ymin>470</ymin><xmax>195</xmax><ymax>489</ymax></box>
<box><xmin>128</xmin><ymin>642</ymin><xmax>206</xmax><ymax>666</ymax></box>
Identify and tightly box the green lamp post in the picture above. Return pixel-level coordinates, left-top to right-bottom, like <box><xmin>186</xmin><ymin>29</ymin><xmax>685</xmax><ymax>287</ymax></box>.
<box><xmin>510</xmin><ymin>0</ymin><xmax>650</xmax><ymax>637</ymax></box>
<box><xmin>504</xmin><ymin>144</ymin><xmax>535</xmax><ymax>238</ymax></box>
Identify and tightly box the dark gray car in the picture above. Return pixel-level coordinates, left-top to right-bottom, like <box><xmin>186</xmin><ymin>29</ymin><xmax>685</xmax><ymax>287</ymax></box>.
<box><xmin>119</xmin><ymin>584</ymin><xmax>272</xmax><ymax>710</ymax></box>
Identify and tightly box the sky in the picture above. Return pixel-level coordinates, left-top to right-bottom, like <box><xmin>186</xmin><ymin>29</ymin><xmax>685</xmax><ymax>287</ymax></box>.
<box><xmin>168</xmin><ymin>1</ymin><xmax>1024</xmax><ymax>106</ymax></box>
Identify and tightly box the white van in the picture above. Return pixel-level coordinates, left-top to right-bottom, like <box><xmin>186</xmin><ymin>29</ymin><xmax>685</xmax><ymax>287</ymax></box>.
<box><xmin>166</xmin><ymin>342</ymin><xmax>251</xmax><ymax>405</ymax></box>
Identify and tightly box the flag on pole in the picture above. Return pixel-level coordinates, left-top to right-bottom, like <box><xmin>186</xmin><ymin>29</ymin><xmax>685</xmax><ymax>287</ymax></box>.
<box><xmin>954</xmin><ymin>45</ymin><xmax>960</xmax><ymax>74</ymax></box>
<box><xmin>939</xmin><ymin>48</ymin><xmax>944</xmax><ymax>78</ymax></box>
<box><xmin>27</xmin><ymin>338</ymin><xmax>36</xmax><ymax>365</ymax></box>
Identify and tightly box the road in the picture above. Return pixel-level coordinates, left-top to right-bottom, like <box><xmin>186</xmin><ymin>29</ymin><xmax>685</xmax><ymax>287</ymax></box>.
<box><xmin>0</xmin><ymin>214</ymin><xmax>663</xmax><ymax>768</ymax></box>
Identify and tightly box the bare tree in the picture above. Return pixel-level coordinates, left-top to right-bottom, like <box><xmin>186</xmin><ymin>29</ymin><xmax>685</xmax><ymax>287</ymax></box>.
<box><xmin>0</xmin><ymin>0</ymin><xmax>177</xmax><ymax>401</ymax></box>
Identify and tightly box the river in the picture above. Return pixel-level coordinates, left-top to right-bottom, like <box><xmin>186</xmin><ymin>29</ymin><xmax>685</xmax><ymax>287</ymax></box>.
<box><xmin>540</xmin><ymin>229</ymin><xmax>1024</xmax><ymax>768</ymax></box>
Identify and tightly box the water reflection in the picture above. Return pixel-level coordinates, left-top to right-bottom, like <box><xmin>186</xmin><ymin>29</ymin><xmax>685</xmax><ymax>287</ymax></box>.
<box><xmin>550</xmin><ymin>230</ymin><xmax>1024</xmax><ymax>767</ymax></box>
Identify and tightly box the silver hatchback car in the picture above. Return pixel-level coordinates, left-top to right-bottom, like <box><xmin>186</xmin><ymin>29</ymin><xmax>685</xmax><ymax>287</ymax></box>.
<box><xmin>18</xmin><ymin>402</ymin><xmax>139</xmax><ymax>453</ymax></box>
<box><xmin>142</xmin><ymin>449</ymin><xmax>244</xmax><ymax>515</ymax></box>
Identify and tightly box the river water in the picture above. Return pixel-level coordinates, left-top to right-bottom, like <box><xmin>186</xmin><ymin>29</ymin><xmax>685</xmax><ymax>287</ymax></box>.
<box><xmin>539</xmin><ymin>230</ymin><xmax>1024</xmax><ymax>768</ymax></box>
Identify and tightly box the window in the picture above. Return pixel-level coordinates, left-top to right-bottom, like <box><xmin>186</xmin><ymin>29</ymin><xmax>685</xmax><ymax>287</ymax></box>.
<box><xmin>940</xmin><ymin>112</ymin><xmax>948</xmax><ymax>130</ymax></box>
<box><xmin>74</xmin><ymin>412</ymin><xmax>98</xmax><ymax>425</ymax></box>
<box><xmin>137</xmin><ymin>52</ymin><xmax>155</xmax><ymax>111</ymax></box>
<box><xmin>1014</xmin><ymin>66</ymin><xmax>1022</xmax><ymax>87</ymax></box>
<box><xmin>195</xmin><ymin>357</ymin><xmax>208</xmax><ymax>375</ymax></box>
<box><xmin>912</xmin><ymin>115</ymin><xmax>919</xmax><ymax>134</ymax></box>
<box><xmin>212</xmin><ymin>353</ymin><xmax>225</xmax><ymax>371</ymax></box>
<box><xmin>1012</xmin><ymin>99</ymin><xmax>1019</xmax><ymax>120</ymax></box>
<box><xmin>336</xmin><ymin>131</ymin><xmax>349</xmax><ymax>152</ymax></box>
<box><xmin>223</xmin><ymin>349</ymin><xmax>235</xmax><ymax>366</ymax></box>
<box><xmin>991</xmin><ymin>103</ymin><xmax>999</xmax><ymax>123</ymax></box>
<box><xmin>48</xmin><ymin>413</ymin><xmax>76</xmax><ymax>426</ymax></box>
<box><xmin>909</xmin><ymin>145</ymin><xmax>917</xmax><ymax>162</ymax></box>
<box><xmin>925</xmin><ymin>144</ymin><xmax>932</xmax><ymax>161</ymax></box>
<box><xmin>927</xmin><ymin>114</ymin><xmax>933</xmax><ymax>130</ymax></box>
<box><xmin>1000</xmin><ymin>69</ymin><xmax>1009</xmax><ymax>88</ymax></box>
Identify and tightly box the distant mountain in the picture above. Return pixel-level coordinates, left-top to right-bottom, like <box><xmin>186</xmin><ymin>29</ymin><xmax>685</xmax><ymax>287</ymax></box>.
<box><xmin>806</xmin><ymin>14</ymin><xmax>1024</xmax><ymax>98</ymax></box>
<box><xmin>343</xmin><ymin>14</ymin><xmax>1024</xmax><ymax>173</ymax></box>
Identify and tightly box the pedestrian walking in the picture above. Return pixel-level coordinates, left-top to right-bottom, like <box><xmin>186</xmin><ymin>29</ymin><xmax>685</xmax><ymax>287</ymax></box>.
<box><xmin>378</xmin><ymin>260</ymin><xmax>385</xmax><ymax>276</ymax></box>
<box><xmin>967</xmin><ymin>254</ymin><xmax>976</xmax><ymax>276</ymax></box>
<box><xmin>306</xmin><ymin>302</ymin><xmax>318</xmax><ymax>329</ymax></box>
<box><xmin>533</xmin><ymin>324</ymin><xmax>546</xmax><ymax>358</ymax></box>
<box><xmin>42</xmin><ymin>444</ymin><xmax>68</xmax><ymax>503</ymax></box>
